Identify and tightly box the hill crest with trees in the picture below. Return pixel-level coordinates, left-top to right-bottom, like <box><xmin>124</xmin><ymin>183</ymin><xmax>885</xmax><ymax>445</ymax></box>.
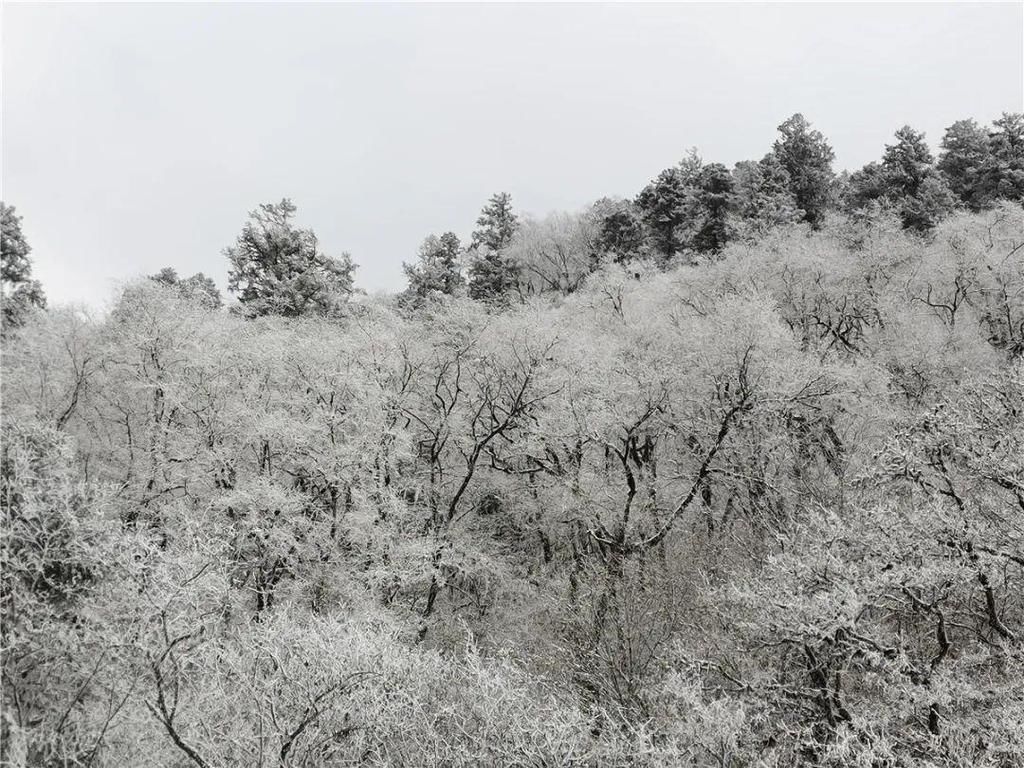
<box><xmin>2</xmin><ymin>112</ymin><xmax>1023</xmax><ymax>766</ymax></box>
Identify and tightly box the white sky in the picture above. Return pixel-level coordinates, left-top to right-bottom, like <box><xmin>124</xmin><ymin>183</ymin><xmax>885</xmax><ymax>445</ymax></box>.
<box><xmin>3</xmin><ymin>2</ymin><xmax>1022</xmax><ymax>307</ymax></box>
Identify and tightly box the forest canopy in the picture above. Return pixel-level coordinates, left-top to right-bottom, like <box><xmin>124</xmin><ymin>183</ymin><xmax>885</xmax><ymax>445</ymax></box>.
<box><xmin>2</xmin><ymin>112</ymin><xmax>1024</xmax><ymax>767</ymax></box>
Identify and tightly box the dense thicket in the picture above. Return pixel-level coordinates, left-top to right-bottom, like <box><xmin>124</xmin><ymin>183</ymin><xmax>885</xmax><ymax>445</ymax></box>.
<box><xmin>3</xmin><ymin>204</ymin><xmax>1022</xmax><ymax>766</ymax></box>
<box><xmin>1</xmin><ymin>204</ymin><xmax>46</xmax><ymax>332</ymax></box>
<box><xmin>2</xmin><ymin>113</ymin><xmax>1023</xmax><ymax>766</ymax></box>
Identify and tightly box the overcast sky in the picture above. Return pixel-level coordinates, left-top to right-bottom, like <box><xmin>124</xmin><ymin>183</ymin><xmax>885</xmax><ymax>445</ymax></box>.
<box><xmin>3</xmin><ymin>2</ymin><xmax>1022</xmax><ymax>307</ymax></box>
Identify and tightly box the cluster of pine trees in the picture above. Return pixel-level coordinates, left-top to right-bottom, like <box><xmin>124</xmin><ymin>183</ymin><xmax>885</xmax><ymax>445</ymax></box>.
<box><xmin>401</xmin><ymin>113</ymin><xmax>1024</xmax><ymax>309</ymax></box>
<box><xmin>6</xmin><ymin>113</ymin><xmax>1019</xmax><ymax>326</ymax></box>
<box><xmin>1</xmin><ymin>112</ymin><xmax>1023</xmax><ymax>767</ymax></box>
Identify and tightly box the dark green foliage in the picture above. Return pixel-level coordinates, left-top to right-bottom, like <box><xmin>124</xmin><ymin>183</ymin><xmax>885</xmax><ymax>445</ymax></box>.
<box><xmin>689</xmin><ymin>162</ymin><xmax>735</xmax><ymax>254</ymax></box>
<box><xmin>225</xmin><ymin>199</ymin><xmax>356</xmax><ymax>318</ymax></box>
<box><xmin>897</xmin><ymin>173</ymin><xmax>958</xmax><ymax>232</ymax></box>
<box><xmin>937</xmin><ymin>119</ymin><xmax>993</xmax><ymax>211</ymax></box>
<box><xmin>150</xmin><ymin>267</ymin><xmax>223</xmax><ymax>309</ymax></box>
<box><xmin>592</xmin><ymin>198</ymin><xmax>647</xmax><ymax>263</ymax></box>
<box><xmin>936</xmin><ymin>114</ymin><xmax>1024</xmax><ymax>213</ymax></box>
<box><xmin>467</xmin><ymin>193</ymin><xmax>521</xmax><ymax>302</ymax></box>
<box><xmin>845</xmin><ymin>127</ymin><xmax>957</xmax><ymax>231</ymax></box>
<box><xmin>882</xmin><ymin>126</ymin><xmax>956</xmax><ymax>230</ymax></box>
<box><xmin>469</xmin><ymin>192</ymin><xmax>518</xmax><ymax>253</ymax></box>
<box><xmin>467</xmin><ymin>252</ymin><xmax>520</xmax><ymax>303</ymax></box>
<box><xmin>882</xmin><ymin>126</ymin><xmax>936</xmax><ymax>198</ymax></box>
<box><xmin>150</xmin><ymin>266</ymin><xmax>180</xmax><ymax>287</ymax></box>
<box><xmin>730</xmin><ymin>155</ymin><xmax>803</xmax><ymax>236</ymax></box>
<box><xmin>635</xmin><ymin>154</ymin><xmax>737</xmax><ymax>258</ymax></box>
<box><xmin>771</xmin><ymin>113</ymin><xmax>836</xmax><ymax>228</ymax></box>
<box><xmin>843</xmin><ymin>161</ymin><xmax>889</xmax><ymax>210</ymax></box>
<box><xmin>400</xmin><ymin>232</ymin><xmax>465</xmax><ymax>308</ymax></box>
<box><xmin>635</xmin><ymin>166</ymin><xmax>693</xmax><ymax>258</ymax></box>
<box><xmin>984</xmin><ymin>112</ymin><xmax>1024</xmax><ymax>203</ymax></box>
<box><xmin>1</xmin><ymin>203</ymin><xmax>46</xmax><ymax>330</ymax></box>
